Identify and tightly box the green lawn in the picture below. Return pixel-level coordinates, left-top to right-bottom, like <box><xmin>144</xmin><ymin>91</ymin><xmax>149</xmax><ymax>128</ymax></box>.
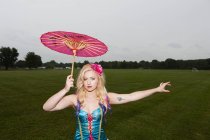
<box><xmin>0</xmin><ymin>69</ymin><xmax>210</xmax><ymax>140</ymax></box>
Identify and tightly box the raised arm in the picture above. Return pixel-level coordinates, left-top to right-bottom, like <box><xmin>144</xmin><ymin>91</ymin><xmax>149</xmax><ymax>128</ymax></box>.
<box><xmin>108</xmin><ymin>82</ymin><xmax>171</xmax><ymax>104</ymax></box>
<box><xmin>42</xmin><ymin>75</ymin><xmax>76</xmax><ymax>111</ymax></box>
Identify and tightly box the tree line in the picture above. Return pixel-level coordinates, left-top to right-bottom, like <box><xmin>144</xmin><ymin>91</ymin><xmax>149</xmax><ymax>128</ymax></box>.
<box><xmin>1</xmin><ymin>46</ymin><xmax>210</xmax><ymax>70</ymax></box>
<box><xmin>0</xmin><ymin>46</ymin><xmax>42</xmax><ymax>70</ymax></box>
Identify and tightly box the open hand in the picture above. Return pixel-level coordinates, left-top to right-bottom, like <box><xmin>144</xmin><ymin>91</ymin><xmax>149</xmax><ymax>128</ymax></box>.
<box><xmin>156</xmin><ymin>82</ymin><xmax>171</xmax><ymax>93</ymax></box>
<box><xmin>64</xmin><ymin>75</ymin><xmax>74</xmax><ymax>92</ymax></box>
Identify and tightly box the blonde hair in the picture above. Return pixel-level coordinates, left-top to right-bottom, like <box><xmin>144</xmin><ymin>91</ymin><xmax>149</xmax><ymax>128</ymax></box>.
<box><xmin>76</xmin><ymin>64</ymin><xmax>107</xmax><ymax>107</ymax></box>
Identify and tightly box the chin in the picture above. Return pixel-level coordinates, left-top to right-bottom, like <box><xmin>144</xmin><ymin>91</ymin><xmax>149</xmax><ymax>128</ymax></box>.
<box><xmin>85</xmin><ymin>88</ymin><xmax>96</xmax><ymax>92</ymax></box>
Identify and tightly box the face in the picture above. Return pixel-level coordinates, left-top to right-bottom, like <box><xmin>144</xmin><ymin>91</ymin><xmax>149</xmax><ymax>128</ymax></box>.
<box><xmin>83</xmin><ymin>70</ymin><xmax>99</xmax><ymax>92</ymax></box>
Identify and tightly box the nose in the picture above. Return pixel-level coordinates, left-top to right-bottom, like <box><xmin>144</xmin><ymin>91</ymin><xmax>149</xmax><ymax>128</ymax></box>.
<box><xmin>87</xmin><ymin>80</ymin><xmax>91</xmax><ymax>84</ymax></box>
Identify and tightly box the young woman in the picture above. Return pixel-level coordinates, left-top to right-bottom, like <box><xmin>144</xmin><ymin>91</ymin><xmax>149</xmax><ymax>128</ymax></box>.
<box><xmin>43</xmin><ymin>63</ymin><xmax>171</xmax><ymax>140</ymax></box>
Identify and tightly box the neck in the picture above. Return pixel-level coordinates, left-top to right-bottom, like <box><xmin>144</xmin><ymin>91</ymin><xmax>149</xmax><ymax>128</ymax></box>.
<box><xmin>85</xmin><ymin>90</ymin><xmax>97</xmax><ymax>98</ymax></box>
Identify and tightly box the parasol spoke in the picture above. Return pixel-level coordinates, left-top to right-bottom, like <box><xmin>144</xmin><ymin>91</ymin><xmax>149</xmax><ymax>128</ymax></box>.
<box><xmin>86</xmin><ymin>46</ymin><xmax>108</xmax><ymax>52</ymax></box>
<box><xmin>50</xmin><ymin>32</ymin><xmax>69</xmax><ymax>40</ymax></box>
<box><xmin>85</xmin><ymin>47</ymin><xmax>106</xmax><ymax>55</ymax></box>
<box><xmin>81</xmin><ymin>49</ymin><xmax>95</xmax><ymax>57</ymax></box>
<box><xmin>82</xmin><ymin>48</ymin><xmax>99</xmax><ymax>57</ymax></box>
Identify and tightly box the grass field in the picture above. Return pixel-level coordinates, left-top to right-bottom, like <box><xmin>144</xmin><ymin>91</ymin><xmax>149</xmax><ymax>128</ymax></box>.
<box><xmin>0</xmin><ymin>69</ymin><xmax>210</xmax><ymax>140</ymax></box>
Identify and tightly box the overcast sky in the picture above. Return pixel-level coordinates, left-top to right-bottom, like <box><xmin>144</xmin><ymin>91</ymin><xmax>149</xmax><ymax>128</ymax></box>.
<box><xmin>0</xmin><ymin>0</ymin><xmax>210</xmax><ymax>63</ymax></box>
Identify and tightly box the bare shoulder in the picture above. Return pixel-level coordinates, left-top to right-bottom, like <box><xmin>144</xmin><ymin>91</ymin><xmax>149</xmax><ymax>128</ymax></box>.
<box><xmin>106</xmin><ymin>92</ymin><xmax>119</xmax><ymax>103</ymax></box>
<box><xmin>64</xmin><ymin>94</ymin><xmax>77</xmax><ymax>106</ymax></box>
<box><xmin>107</xmin><ymin>92</ymin><xmax>122</xmax><ymax>100</ymax></box>
<box><xmin>107</xmin><ymin>92</ymin><xmax>118</xmax><ymax>97</ymax></box>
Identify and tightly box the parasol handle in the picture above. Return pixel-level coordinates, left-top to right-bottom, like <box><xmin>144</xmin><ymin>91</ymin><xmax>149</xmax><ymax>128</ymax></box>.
<box><xmin>70</xmin><ymin>50</ymin><xmax>76</xmax><ymax>76</ymax></box>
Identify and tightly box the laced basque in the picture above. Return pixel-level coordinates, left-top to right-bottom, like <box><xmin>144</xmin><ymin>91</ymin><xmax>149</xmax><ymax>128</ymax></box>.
<box><xmin>74</xmin><ymin>95</ymin><xmax>111</xmax><ymax>140</ymax></box>
<box><xmin>75</xmin><ymin>95</ymin><xmax>111</xmax><ymax>117</ymax></box>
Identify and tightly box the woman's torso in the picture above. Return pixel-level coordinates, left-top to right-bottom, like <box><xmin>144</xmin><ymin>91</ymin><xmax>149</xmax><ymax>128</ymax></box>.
<box><xmin>74</xmin><ymin>96</ymin><xmax>110</xmax><ymax>140</ymax></box>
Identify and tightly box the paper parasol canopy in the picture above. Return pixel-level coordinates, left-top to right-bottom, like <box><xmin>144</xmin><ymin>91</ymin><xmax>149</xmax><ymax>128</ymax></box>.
<box><xmin>40</xmin><ymin>31</ymin><xmax>108</xmax><ymax>75</ymax></box>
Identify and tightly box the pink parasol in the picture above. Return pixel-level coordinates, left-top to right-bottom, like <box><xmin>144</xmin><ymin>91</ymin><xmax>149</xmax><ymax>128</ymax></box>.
<box><xmin>40</xmin><ymin>31</ymin><xmax>108</xmax><ymax>75</ymax></box>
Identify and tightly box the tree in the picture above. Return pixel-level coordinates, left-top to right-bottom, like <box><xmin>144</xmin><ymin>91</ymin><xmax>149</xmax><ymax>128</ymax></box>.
<box><xmin>151</xmin><ymin>59</ymin><xmax>160</xmax><ymax>69</ymax></box>
<box><xmin>165</xmin><ymin>58</ymin><xmax>178</xmax><ymax>69</ymax></box>
<box><xmin>121</xmin><ymin>60</ymin><xmax>127</xmax><ymax>68</ymax></box>
<box><xmin>15</xmin><ymin>60</ymin><xmax>26</xmax><ymax>68</ymax></box>
<box><xmin>25</xmin><ymin>52</ymin><xmax>42</xmax><ymax>68</ymax></box>
<box><xmin>84</xmin><ymin>60</ymin><xmax>89</xmax><ymax>65</ymax></box>
<box><xmin>0</xmin><ymin>47</ymin><xmax>19</xmax><ymax>70</ymax></box>
<box><xmin>43</xmin><ymin>60</ymin><xmax>57</xmax><ymax>69</ymax></box>
<box><xmin>139</xmin><ymin>60</ymin><xmax>150</xmax><ymax>69</ymax></box>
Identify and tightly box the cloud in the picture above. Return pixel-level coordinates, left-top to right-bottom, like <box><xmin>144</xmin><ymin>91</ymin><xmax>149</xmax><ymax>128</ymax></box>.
<box><xmin>1</xmin><ymin>0</ymin><xmax>210</xmax><ymax>62</ymax></box>
<box><xmin>167</xmin><ymin>43</ymin><xmax>182</xmax><ymax>49</ymax></box>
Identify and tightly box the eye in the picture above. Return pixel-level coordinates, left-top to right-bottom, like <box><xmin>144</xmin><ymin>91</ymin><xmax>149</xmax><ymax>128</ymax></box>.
<box><xmin>83</xmin><ymin>78</ymin><xmax>87</xmax><ymax>81</ymax></box>
<box><xmin>91</xmin><ymin>77</ymin><xmax>95</xmax><ymax>80</ymax></box>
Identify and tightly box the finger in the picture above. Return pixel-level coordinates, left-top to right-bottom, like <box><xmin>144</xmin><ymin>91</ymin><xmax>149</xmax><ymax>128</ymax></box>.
<box><xmin>66</xmin><ymin>76</ymin><xmax>70</xmax><ymax>79</ymax></box>
<box><xmin>69</xmin><ymin>77</ymin><xmax>74</xmax><ymax>80</ymax></box>
<box><xmin>164</xmin><ymin>82</ymin><xmax>171</xmax><ymax>87</ymax></box>
<box><xmin>166</xmin><ymin>81</ymin><xmax>171</xmax><ymax>84</ymax></box>
<box><xmin>68</xmin><ymin>77</ymin><xmax>74</xmax><ymax>81</ymax></box>
<box><xmin>67</xmin><ymin>75</ymin><xmax>72</xmax><ymax>78</ymax></box>
<box><xmin>164</xmin><ymin>90</ymin><xmax>170</xmax><ymax>93</ymax></box>
<box><xmin>163</xmin><ymin>82</ymin><xmax>171</xmax><ymax>86</ymax></box>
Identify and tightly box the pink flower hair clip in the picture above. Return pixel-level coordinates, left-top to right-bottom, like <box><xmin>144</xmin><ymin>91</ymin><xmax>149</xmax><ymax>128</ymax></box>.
<box><xmin>90</xmin><ymin>63</ymin><xmax>103</xmax><ymax>76</ymax></box>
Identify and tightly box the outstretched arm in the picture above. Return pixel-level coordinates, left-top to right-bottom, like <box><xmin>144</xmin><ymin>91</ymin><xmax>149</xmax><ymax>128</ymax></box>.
<box><xmin>42</xmin><ymin>75</ymin><xmax>76</xmax><ymax>111</ymax></box>
<box><xmin>108</xmin><ymin>82</ymin><xmax>171</xmax><ymax>104</ymax></box>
